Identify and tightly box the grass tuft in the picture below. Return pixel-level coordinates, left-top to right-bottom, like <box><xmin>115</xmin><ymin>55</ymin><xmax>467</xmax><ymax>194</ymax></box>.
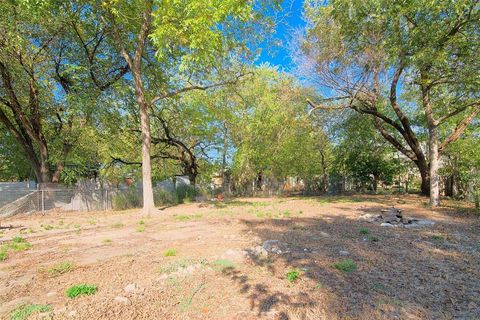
<box><xmin>368</xmin><ymin>235</ymin><xmax>380</xmax><ymax>242</ymax></box>
<box><xmin>4</xmin><ymin>237</ymin><xmax>32</xmax><ymax>252</ymax></box>
<box><xmin>212</xmin><ymin>259</ymin><xmax>235</xmax><ymax>271</ymax></box>
<box><xmin>48</xmin><ymin>261</ymin><xmax>74</xmax><ymax>277</ymax></box>
<box><xmin>164</xmin><ymin>248</ymin><xmax>177</xmax><ymax>257</ymax></box>
<box><xmin>359</xmin><ymin>227</ymin><xmax>370</xmax><ymax>235</ymax></box>
<box><xmin>332</xmin><ymin>259</ymin><xmax>357</xmax><ymax>272</ymax></box>
<box><xmin>286</xmin><ymin>268</ymin><xmax>301</xmax><ymax>282</ymax></box>
<box><xmin>0</xmin><ymin>250</ymin><xmax>7</xmax><ymax>261</ymax></box>
<box><xmin>112</xmin><ymin>222</ymin><xmax>124</xmax><ymax>228</ymax></box>
<box><xmin>174</xmin><ymin>214</ymin><xmax>202</xmax><ymax>222</ymax></box>
<box><xmin>10</xmin><ymin>304</ymin><xmax>51</xmax><ymax>320</ymax></box>
<box><xmin>66</xmin><ymin>284</ymin><xmax>98</xmax><ymax>298</ymax></box>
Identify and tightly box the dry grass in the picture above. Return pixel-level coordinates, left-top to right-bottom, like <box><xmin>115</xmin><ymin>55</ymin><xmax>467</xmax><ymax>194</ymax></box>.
<box><xmin>0</xmin><ymin>195</ymin><xmax>478</xmax><ymax>319</ymax></box>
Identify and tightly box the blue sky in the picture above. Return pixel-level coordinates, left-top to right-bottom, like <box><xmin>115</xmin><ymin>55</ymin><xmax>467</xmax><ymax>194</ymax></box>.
<box><xmin>257</xmin><ymin>0</ymin><xmax>306</xmax><ymax>70</ymax></box>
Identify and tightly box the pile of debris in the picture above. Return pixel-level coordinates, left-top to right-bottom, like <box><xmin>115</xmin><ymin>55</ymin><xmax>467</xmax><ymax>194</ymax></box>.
<box><xmin>359</xmin><ymin>207</ymin><xmax>435</xmax><ymax>228</ymax></box>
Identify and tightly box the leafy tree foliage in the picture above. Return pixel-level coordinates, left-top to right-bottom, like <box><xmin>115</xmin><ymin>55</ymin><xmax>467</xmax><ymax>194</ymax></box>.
<box><xmin>301</xmin><ymin>0</ymin><xmax>479</xmax><ymax>205</ymax></box>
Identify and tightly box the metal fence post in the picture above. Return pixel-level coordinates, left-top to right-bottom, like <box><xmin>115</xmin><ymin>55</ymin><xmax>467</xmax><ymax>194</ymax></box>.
<box><xmin>41</xmin><ymin>190</ymin><xmax>45</xmax><ymax>214</ymax></box>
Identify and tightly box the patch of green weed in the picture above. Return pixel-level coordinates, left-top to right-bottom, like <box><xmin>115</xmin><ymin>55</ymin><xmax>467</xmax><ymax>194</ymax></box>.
<box><xmin>112</xmin><ymin>222</ymin><xmax>124</xmax><ymax>228</ymax></box>
<box><xmin>164</xmin><ymin>248</ymin><xmax>177</xmax><ymax>257</ymax></box>
<box><xmin>174</xmin><ymin>214</ymin><xmax>202</xmax><ymax>222</ymax></box>
<box><xmin>332</xmin><ymin>259</ymin><xmax>357</xmax><ymax>272</ymax></box>
<box><xmin>5</xmin><ymin>237</ymin><xmax>32</xmax><ymax>251</ymax></box>
<box><xmin>10</xmin><ymin>304</ymin><xmax>51</xmax><ymax>320</ymax></box>
<box><xmin>212</xmin><ymin>259</ymin><xmax>235</xmax><ymax>271</ymax></box>
<box><xmin>66</xmin><ymin>284</ymin><xmax>97</xmax><ymax>298</ymax></box>
<box><xmin>48</xmin><ymin>261</ymin><xmax>74</xmax><ymax>277</ymax></box>
<box><xmin>286</xmin><ymin>268</ymin><xmax>301</xmax><ymax>282</ymax></box>
<box><xmin>359</xmin><ymin>228</ymin><xmax>370</xmax><ymax>235</ymax></box>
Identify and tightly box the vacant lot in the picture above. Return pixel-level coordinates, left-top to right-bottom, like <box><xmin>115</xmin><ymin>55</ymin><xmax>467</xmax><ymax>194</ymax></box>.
<box><xmin>0</xmin><ymin>195</ymin><xmax>479</xmax><ymax>319</ymax></box>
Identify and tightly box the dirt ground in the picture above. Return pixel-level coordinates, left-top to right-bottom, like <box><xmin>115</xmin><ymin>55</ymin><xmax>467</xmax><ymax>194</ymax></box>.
<box><xmin>0</xmin><ymin>195</ymin><xmax>479</xmax><ymax>320</ymax></box>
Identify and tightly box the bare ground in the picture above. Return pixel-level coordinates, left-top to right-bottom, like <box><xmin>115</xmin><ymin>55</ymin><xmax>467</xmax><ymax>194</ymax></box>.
<box><xmin>0</xmin><ymin>195</ymin><xmax>479</xmax><ymax>320</ymax></box>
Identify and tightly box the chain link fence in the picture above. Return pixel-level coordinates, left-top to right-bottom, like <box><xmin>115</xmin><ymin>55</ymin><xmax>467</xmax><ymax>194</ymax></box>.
<box><xmin>0</xmin><ymin>188</ymin><xmax>122</xmax><ymax>218</ymax></box>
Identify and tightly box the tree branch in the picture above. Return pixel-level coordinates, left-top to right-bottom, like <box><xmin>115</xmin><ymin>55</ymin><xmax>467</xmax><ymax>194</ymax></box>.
<box><xmin>151</xmin><ymin>72</ymin><xmax>253</xmax><ymax>105</ymax></box>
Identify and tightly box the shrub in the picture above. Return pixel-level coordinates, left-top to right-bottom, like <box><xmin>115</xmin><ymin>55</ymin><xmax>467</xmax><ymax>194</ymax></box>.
<box><xmin>154</xmin><ymin>188</ymin><xmax>178</xmax><ymax>206</ymax></box>
<box><xmin>332</xmin><ymin>259</ymin><xmax>357</xmax><ymax>272</ymax></box>
<box><xmin>0</xmin><ymin>250</ymin><xmax>7</xmax><ymax>261</ymax></box>
<box><xmin>175</xmin><ymin>184</ymin><xmax>197</xmax><ymax>203</ymax></box>
<box><xmin>286</xmin><ymin>268</ymin><xmax>301</xmax><ymax>282</ymax></box>
<box><xmin>164</xmin><ymin>248</ymin><xmax>177</xmax><ymax>257</ymax></box>
<box><xmin>10</xmin><ymin>304</ymin><xmax>51</xmax><ymax>320</ymax></box>
<box><xmin>112</xmin><ymin>188</ymin><xmax>142</xmax><ymax>210</ymax></box>
<box><xmin>66</xmin><ymin>284</ymin><xmax>98</xmax><ymax>298</ymax></box>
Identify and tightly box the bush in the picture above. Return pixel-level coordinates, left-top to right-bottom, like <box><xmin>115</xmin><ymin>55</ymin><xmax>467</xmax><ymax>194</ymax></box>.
<box><xmin>66</xmin><ymin>284</ymin><xmax>98</xmax><ymax>298</ymax></box>
<box><xmin>154</xmin><ymin>188</ymin><xmax>178</xmax><ymax>206</ymax></box>
<box><xmin>112</xmin><ymin>188</ymin><xmax>142</xmax><ymax>210</ymax></box>
<box><xmin>154</xmin><ymin>184</ymin><xmax>198</xmax><ymax>206</ymax></box>
<box><xmin>175</xmin><ymin>184</ymin><xmax>197</xmax><ymax>203</ymax></box>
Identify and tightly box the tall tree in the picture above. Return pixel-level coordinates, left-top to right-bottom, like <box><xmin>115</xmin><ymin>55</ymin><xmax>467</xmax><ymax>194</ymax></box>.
<box><xmin>100</xmin><ymin>0</ymin><xmax>264</xmax><ymax>214</ymax></box>
<box><xmin>301</xmin><ymin>0</ymin><xmax>480</xmax><ymax>206</ymax></box>
<box><xmin>0</xmin><ymin>1</ymin><xmax>127</xmax><ymax>184</ymax></box>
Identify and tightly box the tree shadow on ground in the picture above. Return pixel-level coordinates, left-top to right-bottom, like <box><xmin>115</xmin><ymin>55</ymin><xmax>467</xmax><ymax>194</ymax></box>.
<box><xmin>224</xmin><ymin>211</ymin><xmax>480</xmax><ymax>319</ymax></box>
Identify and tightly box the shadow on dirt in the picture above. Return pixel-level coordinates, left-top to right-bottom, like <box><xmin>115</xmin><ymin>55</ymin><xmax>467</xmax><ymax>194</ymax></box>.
<box><xmin>222</xmin><ymin>210</ymin><xmax>480</xmax><ymax>319</ymax></box>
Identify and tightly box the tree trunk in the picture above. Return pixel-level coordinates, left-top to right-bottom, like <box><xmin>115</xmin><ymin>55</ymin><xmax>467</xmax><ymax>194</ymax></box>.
<box><xmin>417</xmin><ymin>160</ymin><xmax>430</xmax><ymax>196</ymax></box>
<box><xmin>132</xmin><ymin>69</ymin><xmax>155</xmax><ymax>215</ymax></box>
<box><xmin>429</xmin><ymin>126</ymin><xmax>441</xmax><ymax>206</ymax></box>
<box><xmin>222</xmin><ymin>122</ymin><xmax>228</xmax><ymax>193</ymax></box>
<box><xmin>188</xmin><ymin>173</ymin><xmax>197</xmax><ymax>187</ymax></box>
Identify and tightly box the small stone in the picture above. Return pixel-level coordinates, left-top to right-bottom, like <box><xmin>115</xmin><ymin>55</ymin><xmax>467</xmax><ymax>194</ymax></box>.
<box><xmin>55</xmin><ymin>307</ymin><xmax>67</xmax><ymax>315</ymax></box>
<box><xmin>158</xmin><ymin>274</ymin><xmax>168</xmax><ymax>280</ymax></box>
<box><xmin>262</xmin><ymin>239</ymin><xmax>280</xmax><ymax>250</ymax></box>
<box><xmin>68</xmin><ymin>310</ymin><xmax>77</xmax><ymax>317</ymax></box>
<box><xmin>47</xmin><ymin>291</ymin><xmax>57</xmax><ymax>297</ymax></box>
<box><xmin>124</xmin><ymin>283</ymin><xmax>136</xmax><ymax>293</ymax></box>
<box><xmin>38</xmin><ymin>312</ymin><xmax>52</xmax><ymax>319</ymax></box>
<box><xmin>417</xmin><ymin>220</ymin><xmax>435</xmax><ymax>226</ymax></box>
<box><xmin>339</xmin><ymin>250</ymin><xmax>350</xmax><ymax>256</ymax></box>
<box><xmin>114</xmin><ymin>296</ymin><xmax>129</xmax><ymax>304</ymax></box>
<box><xmin>381</xmin><ymin>222</ymin><xmax>397</xmax><ymax>228</ymax></box>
